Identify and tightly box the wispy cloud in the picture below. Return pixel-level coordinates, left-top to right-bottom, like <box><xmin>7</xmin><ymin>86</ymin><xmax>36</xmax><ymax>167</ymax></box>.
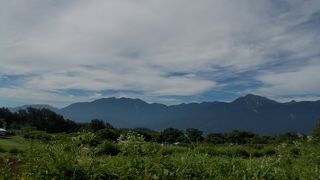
<box><xmin>0</xmin><ymin>0</ymin><xmax>320</xmax><ymax>107</ymax></box>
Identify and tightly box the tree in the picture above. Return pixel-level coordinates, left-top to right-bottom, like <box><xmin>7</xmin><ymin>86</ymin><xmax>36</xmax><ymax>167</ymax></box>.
<box><xmin>205</xmin><ymin>133</ymin><xmax>225</xmax><ymax>144</ymax></box>
<box><xmin>89</xmin><ymin>119</ymin><xmax>111</xmax><ymax>132</ymax></box>
<box><xmin>226</xmin><ymin>130</ymin><xmax>257</xmax><ymax>144</ymax></box>
<box><xmin>186</xmin><ymin>128</ymin><xmax>204</xmax><ymax>143</ymax></box>
<box><xmin>312</xmin><ymin>119</ymin><xmax>320</xmax><ymax>138</ymax></box>
<box><xmin>133</xmin><ymin>128</ymin><xmax>160</xmax><ymax>142</ymax></box>
<box><xmin>96</xmin><ymin>128</ymin><xmax>120</xmax><ymax>141</ymax></box>
<box><xmin>0</xmin><ymin>118</ymin><xmax>4</xmax><ymax>128</ymax></box>
<box><xmin>159</xmin><ymin>128</ymin><xmax>185</xmax><ymax>144</ymax></box>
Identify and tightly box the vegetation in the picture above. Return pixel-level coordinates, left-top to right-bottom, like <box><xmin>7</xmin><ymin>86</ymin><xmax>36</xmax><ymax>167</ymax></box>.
<box><xmin>0</xmin><ymin>130</ymin><xmax>319</xmax><ymax>179</ymax></box>
<box><xmin>0</xmin><ymin>108</ymin><xmax>320</xmax><ymax>179</ymax></box>
<box><xmin>312</xmin><ymin>119</ymin><xmax>320</xmax><ymax>139</ymax></box>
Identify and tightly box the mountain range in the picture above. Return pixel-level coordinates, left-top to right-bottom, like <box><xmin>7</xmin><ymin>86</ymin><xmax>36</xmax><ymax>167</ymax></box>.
<box><xmin>9</xmin><ymin>94</ymin><xmax>320</xmax><ymax>134</ymax></box>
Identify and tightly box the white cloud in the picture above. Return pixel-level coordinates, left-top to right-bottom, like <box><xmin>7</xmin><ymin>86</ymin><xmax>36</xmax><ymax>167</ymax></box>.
<box><xmin>0</xmin><ymin>0</ymin><xmax>320</xmax><ymax>106</ymax></box>
<box><xmin>255</xmin><ymin>62</ymin><xmax>320</xmax><ymax>97</ymax></box>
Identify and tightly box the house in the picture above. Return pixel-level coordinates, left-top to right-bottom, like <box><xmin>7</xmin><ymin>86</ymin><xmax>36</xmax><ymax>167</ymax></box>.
<box><xmin>0</xmin><ymin>128</ymin><xmax>7</xmax><ymax>136</ymax></box>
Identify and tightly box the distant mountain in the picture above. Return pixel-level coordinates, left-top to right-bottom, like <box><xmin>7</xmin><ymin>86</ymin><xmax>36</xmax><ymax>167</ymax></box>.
<box><xmin>9</xmin><ymin>104</ymin><xmax>59</xmax><ymax>113</ymax></box>
<box><xmin>57</xmin><ymin>94</ymin><xmax>320</xmax><ymax>134</ymax></box>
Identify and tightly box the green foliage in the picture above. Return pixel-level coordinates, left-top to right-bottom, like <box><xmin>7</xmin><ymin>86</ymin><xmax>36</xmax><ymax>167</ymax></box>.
<box><xmin>1</xmin><ymin>133</ymin><xmax>320</xmax><ymax>179</ymax></box>
<box><xmin>0</xmin><ymin>146</ymin><xmax>6</xmax><ymax>153</ymax></box>
<box><xmin>8</xmin><ymin>147</ymin><xmax>22</xmax><ymax>154</ymax></box>
<box><xmin>312</xmin><ymin>119</ymin><xmax>320</xmax><ymax>138</ymax></box>
<box><xmin>95</xmin><ymin>142</ymin><xmax>120</xmax><ymax>156</ymax></box>
<box><xmin>226</xmin><ymin>130</ymin><xmax>258</xmax><ymax>144</ymax></box>
<box><xmin>23</xmin><ymin>131</ymin><xmax>52</xmax><ymax>142</ymax></box>
<box><xmin>133</xmin><ymin>128</ymin><xmax>160</xmax><ymax>142</ymax></box>
<box><xmin>159</xmin><ymin>128</ymin><xmax>185</xmax><ymax>144</ymax></box>
<box><xmin>186</xmin><ymin>128</ymin><xmax>204</xmax><ymax>143</ymax></box>
<box><xmin>290</xmin><ymin>147</ymin><xmax>300</xmax><ymax>157</ymax></box>
<box><xmin>0</xmin><ymin>107</ymin><xmax>80</xmax><ymax>133</ymax></box>
<box><xmin>89</xmin><ymin>119</ymin><xmax>113</xmax><ymax>132</ymax></box>
<box><xmin>118</xmin><ymin>132</ymin><xmax>147</xmax><ymax>155</ymax></box>
<box><xmin>273</xmin><ymin>132</ymin><xmax>305</xmax><ymax>144</ymax></box>
<box><xmin>205</xmin><ymin>133</ymin><xmax>225</xmax><ymax>144</ymax></box>
<box><xmin>95</xmin><ymin>128</ymin><xmax>119</xmax><ymax>142</ymax></box>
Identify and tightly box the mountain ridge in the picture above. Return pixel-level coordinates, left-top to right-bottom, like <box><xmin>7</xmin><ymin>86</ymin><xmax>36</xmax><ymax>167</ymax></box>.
<box><xmin>8</xmin><ymin>94</ymin><xmax>320</xmax><ymax>134</ymax></box>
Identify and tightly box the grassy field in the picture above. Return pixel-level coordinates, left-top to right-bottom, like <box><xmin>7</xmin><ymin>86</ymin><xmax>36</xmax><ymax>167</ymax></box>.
<box><xmin>1</xmin><ymin>133</ymin><xmax>320</xmax><ymax>179</ymax></box>
<box><xmin>0</xmin><ymin>136</ymin><xmax>28</xmax><ymax>151</ymax></box>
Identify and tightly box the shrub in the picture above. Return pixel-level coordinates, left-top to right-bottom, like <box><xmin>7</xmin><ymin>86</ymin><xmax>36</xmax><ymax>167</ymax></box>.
<box><xmin>159</xmin><ymin>128</ymin><xmax>185</xmax><ymax>144</ymax></box>
<box><xmin>0</xmin><ymin>146</ymin><xmax>6</xmax><ymax>153</ymax></box>
<box><xmin>226</xmin><ymin>130</ymin><xmax>257</xmax><ymax>144</ymax></box>
<box><xmin>233</xmin><ymin>148</ymin><xmax>250</xmax><ymax>158</ymax></box>
<box><xmin>95</xmin><ymin>128</ymin><xmax>119</xmax><ymax>142</ymax></box>
<box><xmin>8</xmin><ymin>148</ymin><xmax>20</xmax><ymax>154</ymax></box>
<box><xmin>118</xmin><ymin>132</ymin><xmax>146</xmax><ymax>155</ymax></box>
<box><xmin>96</xmin><ymin>142</ymin><xmax>120</xmax><ymax>156</ymax></box>
<box><xmin>250</xmin><ymin>144</ymin><xmax>265</xmax><ymax>150</ymax></box>
<box><xmin>290</xmin><ymin>148</ymin><xmax>300</xmax><ymax>157</ymax></box>
<box><xmin>24</xmin><ymin>131</ymin><xmax>52</xmax><ymax>142</ymax></box>
<box><xmin>205</xmin><ymin>133</ymin><xmax>225</xmax><ymax>144</ymax></box>
<box><xmin>252</xmin><ymin>151</ymin><xmax>263</xmax><ymax>158</ymax></box>
<box><xmin>133</xmin><ymin>128</ymin><xmax>160</xmax><ymax>142</ymax></box>
<box><xmin>262</xmin><ymin>148</ymin><xmax>276</xmax><ymax>156</ymax></box>
<box><xmin>186</xmin><ymin>128</ymin><xmax>204</xmax><ymax>143</ymax></box>
<box><xmin>311</xmin><ymin>119</ymin><xmax>320</xmax><ymax>138</ymax></box>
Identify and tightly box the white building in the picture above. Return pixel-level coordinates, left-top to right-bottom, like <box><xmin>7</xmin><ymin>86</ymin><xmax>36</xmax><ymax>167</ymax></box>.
<box><xmin>0</xmin><ymin>128</ymin><xmax>7</xmax><ymax>136</ymax></box>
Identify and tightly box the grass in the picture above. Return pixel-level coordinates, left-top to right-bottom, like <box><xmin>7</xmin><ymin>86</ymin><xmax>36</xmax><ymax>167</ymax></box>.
<box><xmin>0</xmin><ymin>133</ymin><xmax>320</xmax><ymax>179</ymax></box>
<box><xmin>0</xmin><ymin>136</ymin><xmax>28</xmax><ymax>151</ymax></box>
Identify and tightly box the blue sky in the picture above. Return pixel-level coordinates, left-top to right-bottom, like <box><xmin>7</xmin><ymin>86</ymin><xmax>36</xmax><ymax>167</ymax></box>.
<box><xmin>1</xmin><ymin>0</ymin><xmax>320</xmax><ymax>108</ymax></box>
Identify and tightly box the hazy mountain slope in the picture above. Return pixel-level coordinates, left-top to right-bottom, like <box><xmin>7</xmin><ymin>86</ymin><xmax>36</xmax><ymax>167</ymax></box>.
<box><xmin>58</xmin><ymin>94</ymin><xmax>320</xmax><ymax>134</ymax></box>
<box><xmin>9</xmin><ymin>104</ymin><xmax>59</xmax><ymax>113</ymax></box>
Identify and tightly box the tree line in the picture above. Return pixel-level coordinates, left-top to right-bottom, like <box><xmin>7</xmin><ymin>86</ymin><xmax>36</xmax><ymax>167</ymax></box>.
<box><xmin>1</xmin><ymin>107</ymin><xmax>320</xmax><ymax>144</ymax></box>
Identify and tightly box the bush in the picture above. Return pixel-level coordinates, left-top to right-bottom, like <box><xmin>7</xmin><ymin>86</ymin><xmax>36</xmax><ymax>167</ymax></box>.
<box><xmin>133</xmin><ymin>128</ymin><xmax>160</xmax><ymax>142</ymax></box>
<box><xmin>311</xmin><ymin>119</ymin><xmax>320</xmax><ymax>138</ymax></box>
<box><xmin>249</xmin><ymin>144</ymin><xmax>265</xmax><ymax>150</ymax></box>
<box><xmin>0</xmin><ymin>146</ymin><xmax>6</xmax><ymax>153</ymax></box>
<box><xmin>96</xmin><ymin>142</ymin><xmax>120</xmax><ymax>156</ymax></box>
<box><xmin>205</xmin><ymin>133</ymin><xmax>225</xmax><ymax>144</ymax></box>
<box><xmin>8</xmin><ymin>148</ymin><xmax>21</xmax><ymax>154</ymax></box>
<box><xmin>290</xmin><ymin>148</ymin><xmax>300</xmax><ymax>157</ymax></box>
<box><xmin>24</xmin><ymin>131</ymin><xmax>52</xmax><ymax>142</ymax></box>
<box><xmin>262</xmin><ymin>148</ymin><xmax>276</xmax><ymax>156</ymax></box>
<box><xmin>226</xmin><ymin>130</ymin><xmax>257</xmax><ymax>144</ymax></box>
<box><xmin>159</xmin><ymin>128</ymin><xmax>185</xmax><ymax>144</ymax></box>
<box><xmin>233</xmin><ymin>148</ymin><xmax>250</xmax><ymax>158</ymax></box>
<box><xmin>95</xmin><ymin>128</ymin><xmax>119</xmax><ymax>142</ymax></box>
<box><xmin>252</xmin><ymin>151</ymin><xmax>263</xmax><ymax>158</ymax></box>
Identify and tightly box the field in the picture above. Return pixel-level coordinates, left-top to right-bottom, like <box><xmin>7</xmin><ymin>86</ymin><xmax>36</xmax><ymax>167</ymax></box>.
<box><xmin>1</xmin><ymin>132</ymin><xmax>320</xmax><ymax>180</ymax></box>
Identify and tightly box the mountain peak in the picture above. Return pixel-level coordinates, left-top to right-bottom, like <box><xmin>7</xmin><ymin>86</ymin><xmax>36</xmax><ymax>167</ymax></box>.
<box><xmin>232</xmin><ymin>94</ymin><xmax>278</xmax><ymax>106</ymax></box>
<box><xmin>92</xmin><ymin>97</ymin><xmax>148</xmax><ymax>105</ymax></box>
<box><xmin>9</xmin><ymin>104</ymin><xmax>58</xmax><ymax>113</ymax></box>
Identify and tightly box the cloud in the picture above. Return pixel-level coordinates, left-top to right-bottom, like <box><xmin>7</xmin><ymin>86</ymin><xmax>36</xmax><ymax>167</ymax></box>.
<box><xmin>255</xmin><ymin>62</ymin><xmax>320</xmax><ymax>97</ymax></box>
<box><xmin>0</xmin><ymin>0</ymin><xmax>320</xmax><ymax>106</ymax></box>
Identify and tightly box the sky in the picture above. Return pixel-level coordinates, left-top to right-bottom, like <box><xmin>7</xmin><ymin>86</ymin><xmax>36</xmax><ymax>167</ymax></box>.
<box><xmin>1</xmin><ymin>0</ymin><xmax>320</xmax><ymax>108</ymax></box>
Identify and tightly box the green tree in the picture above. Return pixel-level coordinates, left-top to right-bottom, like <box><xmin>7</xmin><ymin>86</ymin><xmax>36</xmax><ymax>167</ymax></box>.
<box><xmin>89</xmin><ymin>119</ymin><xmax>113</xmax><ymax>132</ymax></box>
<box><xmin>0</xmin><ymin>118</ymin><xmax>4</xmax><ymax>128</ymax></box>
<box><xmin>205</xmin><ymin>133</ymin><xmax>225</xmax><ymax>144</ymax></box>
<box><xmin>159</xmin><ymin>128</ymin><xmax>185</xmax><ymax>144</ymax></box>
<box><xmin>312</xmin><ymin>119</ymin><xmax>320</xmax><ymax>138</ymax></box>
<box><xmin>186</xmin><ymin>128</ymin><xmax>204</xmax><ymax>143</ymax></box>
<box><xmin>96</xmin><ymin>128</ymin><xmax>120</xmax><ymax>141</ymax></box>
<box><xmin>133</xmin><ymin>128</ymin><xmax>160</xmax><ymax>142</ymax></box>
<box><xmin>226</xmin><ymin>130</ymin><xmax>257</xmax><ymax>144</ymax></box>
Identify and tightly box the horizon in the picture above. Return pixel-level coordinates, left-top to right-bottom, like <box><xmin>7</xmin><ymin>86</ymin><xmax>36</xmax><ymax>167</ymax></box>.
<box><xmin>4</xmin><ymin>94</ymin><xmax>320</xmax><ymax>109</ymax></box>
<box><xmin>1</xmin><ymin>0</ymin><xmax>320</xmax><ymax>107</ymax></box>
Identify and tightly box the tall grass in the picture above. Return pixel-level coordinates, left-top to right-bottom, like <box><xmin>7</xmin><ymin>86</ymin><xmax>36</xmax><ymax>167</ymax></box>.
<box><xmin>0</xmin><ymin>133</ymin><xmax>319</xmax><ymax>179</ymax></box>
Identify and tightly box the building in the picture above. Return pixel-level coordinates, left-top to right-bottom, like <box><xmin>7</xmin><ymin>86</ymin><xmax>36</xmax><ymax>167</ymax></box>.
<box><xmin>0</xmin><ymin>128</ymin><xmax>7</xmax><ymax>136</ymax></box>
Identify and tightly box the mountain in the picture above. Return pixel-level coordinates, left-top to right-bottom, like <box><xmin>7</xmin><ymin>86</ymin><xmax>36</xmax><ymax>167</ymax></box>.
<box><xmin>57</xmin><ymin>94</ymin><xmax>320</xmax><ymax>134</ymax></box>
<box><xmin>9</xmin><ymin>104</ymin><xmax>59</xmax><ymax>113</ymax></box>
